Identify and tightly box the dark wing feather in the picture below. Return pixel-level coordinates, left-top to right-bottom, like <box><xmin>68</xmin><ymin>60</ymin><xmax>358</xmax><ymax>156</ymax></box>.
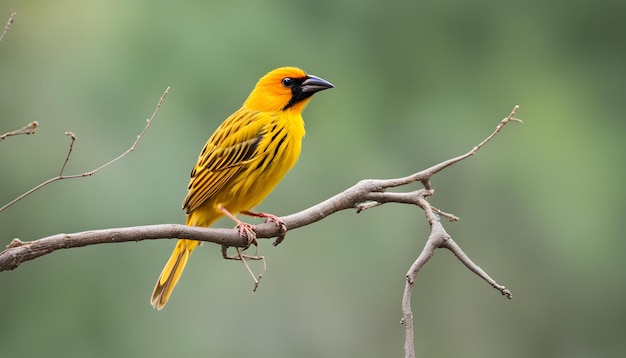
<box><xmin>182</xmin><ymin>109</ymin><xmax>267</xmax><ymax>214</ymax></box>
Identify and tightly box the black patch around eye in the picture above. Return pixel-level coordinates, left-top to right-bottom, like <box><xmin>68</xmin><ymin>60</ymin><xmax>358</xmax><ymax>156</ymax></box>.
<box><xmin>282</xmin><ymin>77</ymin><xmax>309</xmax><ymax>110</ymax></box>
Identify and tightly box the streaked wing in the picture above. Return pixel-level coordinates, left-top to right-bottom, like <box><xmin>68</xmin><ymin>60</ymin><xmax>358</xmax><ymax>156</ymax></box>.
<box><xmin>183</xmin><ymin>109</ymin><xmax>267</xmax><ymax>213</ymax></box>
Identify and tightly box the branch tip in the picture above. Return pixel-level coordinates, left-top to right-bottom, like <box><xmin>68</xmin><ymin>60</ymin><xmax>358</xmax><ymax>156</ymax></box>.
<box><xmin>503</xmin><ymin>288</ymin><xmax>513</xmax><ymax>299</ymax></box>
<box><xmin>0</xmin><ymin>10</ymin><xmax>17</xmax><ymax>44</ymax></box>
<box><xmin>504</xmin><ymin>105</ymin><xmax>521</xmax><ymax>123</ymax></box>
<box><xmin>0</xmin><ymin>121</ymin><xmax>39</xmax><ymax>142</ymax></box>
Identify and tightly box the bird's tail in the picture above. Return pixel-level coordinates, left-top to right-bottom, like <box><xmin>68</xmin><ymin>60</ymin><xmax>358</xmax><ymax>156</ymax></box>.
<box><xmin>150</xmin><ymin>239</ymin><xmax>199</xmax><ymax>310</ymax></box>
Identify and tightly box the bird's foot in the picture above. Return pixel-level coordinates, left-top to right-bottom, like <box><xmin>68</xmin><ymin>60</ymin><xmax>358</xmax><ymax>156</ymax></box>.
<box><xmin>218</xmin><ymin>205</ymin><xmax>258</xmax><ymax>248</ymax></box>
<box><xmin>241</xmin><ymin>210</ymin><xmax>288</xmax><ymax>246</ymax></box>
<box><xmin>236</xmin><ymin>221</ymin><xmax>258</xmax><ymax>248</ymax></box>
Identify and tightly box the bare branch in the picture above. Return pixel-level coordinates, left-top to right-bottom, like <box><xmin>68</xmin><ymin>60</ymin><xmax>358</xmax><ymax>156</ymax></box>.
<box><xmin>0</xmin><ymin>121</ymin><xmax>38</xmax><ymax>142</ymax></box>
<box><xmin>0</xmin><ymin>87</ymin><xmax>170</xmax><ymax>213</ymax></box>
<box><xmin>0</xmin><ymin>10</ymin><xmax>16</xmax><ymax>44</ymax></box>
<box><xmin>1</xmin><ymin>105</ymin><xmax>519</xmax><ymax>269</ymax></box>
<box><xmin>0</xmin><ymin>105</ymin><xmax>521</xmax><ymax>358</ymax></box>
<box><xmin>399</xmin><ymin>107</ymin><xmax>519</xmax><ymax>358</ymax></box>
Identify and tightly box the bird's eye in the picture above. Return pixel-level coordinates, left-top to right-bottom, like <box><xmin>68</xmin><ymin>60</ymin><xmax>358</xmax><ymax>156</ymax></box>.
<box><xmin>282</xmin><ymin>77</ymin><xmax>293</xmax><ymax>88</ymax></box>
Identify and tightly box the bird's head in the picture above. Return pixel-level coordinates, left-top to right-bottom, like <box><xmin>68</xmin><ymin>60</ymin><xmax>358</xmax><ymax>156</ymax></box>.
<box><xmin>243</xmin><ymin>67</ymin><xmax>334</xmax><ymax>113</ymax></box>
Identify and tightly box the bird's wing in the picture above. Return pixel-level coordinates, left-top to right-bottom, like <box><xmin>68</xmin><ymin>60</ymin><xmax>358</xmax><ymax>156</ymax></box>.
<box><xmin>182</xmin><ymin>109</ymin><xmax>268</xmax><ymax>214</ymax></box>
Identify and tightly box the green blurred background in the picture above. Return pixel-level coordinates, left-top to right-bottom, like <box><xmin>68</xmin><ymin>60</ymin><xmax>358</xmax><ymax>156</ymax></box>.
<box><xmin>1</xmin><ymin>0</ymin><xmax>624</xmax><ymax>357</ymax></box>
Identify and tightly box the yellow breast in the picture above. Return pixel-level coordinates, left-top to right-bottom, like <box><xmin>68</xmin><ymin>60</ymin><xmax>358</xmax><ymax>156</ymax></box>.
<box><xmin>186</xmin><ymin>109</ymin><xmax>305</xmax><ymax>227</ymax></box>
<box><xmin>223</xmin><ymin>110</ymin><xmax>304</xmax><ymax>212</ymax></box>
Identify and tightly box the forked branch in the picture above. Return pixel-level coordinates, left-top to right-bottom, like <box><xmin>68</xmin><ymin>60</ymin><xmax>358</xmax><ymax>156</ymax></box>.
<box><xmin>0</xmin><ymin>105</ymin><xmax>520</xmax><ymax>272</ymax></box>
<box><xmin>0</xmin><ymin>105</ymin><xmax>521</xmax><ymax>358</ymax></box>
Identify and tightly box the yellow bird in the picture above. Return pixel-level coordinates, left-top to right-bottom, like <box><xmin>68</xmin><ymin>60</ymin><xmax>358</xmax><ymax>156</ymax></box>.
<box><xmin>151</xmin><ymin>67</ymin><xmax>333</xmax><ymax>310</ymax></box>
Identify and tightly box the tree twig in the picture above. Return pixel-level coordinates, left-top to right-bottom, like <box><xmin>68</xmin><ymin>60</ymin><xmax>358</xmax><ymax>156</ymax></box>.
<box><xmin>59</xmin><ymin>131</ymin><xmax>77</xmax><ymax>175</ymax></box>
<box><xmin>0</xmin><ymin>10</ymin><xmax>16</xmax><ymax>44</ymax></box>
<box><xmin>0</xmin><ymin>121</ymin><xmax>38</xmax><ymax>142</ymax></box>
<box><xmin>0</xmin><ymin>87</ymin><xmax>170</xmax><ymax>213</ymax></box>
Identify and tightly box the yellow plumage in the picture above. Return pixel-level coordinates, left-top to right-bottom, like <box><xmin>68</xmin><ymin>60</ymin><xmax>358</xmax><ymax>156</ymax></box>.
<box><xmin>150</xmin><ymin>67</ymin><xmax>333</xmax><ymax>310</ymax></box>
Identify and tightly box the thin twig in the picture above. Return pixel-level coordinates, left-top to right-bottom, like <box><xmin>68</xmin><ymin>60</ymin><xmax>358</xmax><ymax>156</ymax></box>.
<box><xmin>0</xmin><ymin>121</ymin><xmax>38</xmax><ymax>142</ymax></box>
<box><xmin>0</xmin><ymin>10</ymin><xmax>16</xmax><ymax>44</ymax></box>
<box><xmin>431</xmin><ymin>205</ymin><xmax>459</xmax><ymax>222</ymax></box>
<box><xmin>59</xmin><ymin>132</ymin><xmax>77</xmax><ymax>175</ymax></box>
<box><xmin>0</xmin><ymin>87</ymin><xmax>170</xmax><ymax>213</ymax></box>
<box><xmin>84</xmin><ymin>87</ymin><xmax>168</xmax><ymax>175</ymax></box>
<box><xmin>368</xmin><ymin>105</ymin><xmax>522</xmax><ymax>192</ymax></box>
<box><xmin>442</xmin><ymin>239</ymin><xmax>512</xmax><ymax>298</ymax></box>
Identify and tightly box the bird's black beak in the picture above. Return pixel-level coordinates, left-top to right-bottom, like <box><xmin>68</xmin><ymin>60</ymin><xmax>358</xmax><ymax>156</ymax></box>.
<box><xmin>301</xmin><ymin>75</ymin><xmax>334</xmax><ymax>94</ymax></box>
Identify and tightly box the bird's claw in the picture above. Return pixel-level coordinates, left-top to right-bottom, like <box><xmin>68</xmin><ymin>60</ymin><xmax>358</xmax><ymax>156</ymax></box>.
<box><xmin>261</xmin><ymin>213</ymin><xmax>287</xmax><ymax>233</ymax></box>
<box><xmin>258</xmin><ymin>214</ymin><xmax>288</xmax><ymax>246</ymax></box>
<box><xmin>235</xmin><ymin>222</ymin><xmax>257</xmax><ymax>248</ymax></box>
<box><xmin>241</xmin><ymin>211</ymin><xmax>289</xmax><ymax>246</ymax></box>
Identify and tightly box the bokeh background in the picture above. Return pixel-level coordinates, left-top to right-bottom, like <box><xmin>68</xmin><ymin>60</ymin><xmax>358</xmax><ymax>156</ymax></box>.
<box><xmin>1</xmin><ymin>1</ymin><xmax>624</xmax><ymax>357</ymax></box>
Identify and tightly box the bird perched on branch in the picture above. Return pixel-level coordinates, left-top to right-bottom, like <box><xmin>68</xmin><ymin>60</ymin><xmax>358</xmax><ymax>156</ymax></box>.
<box><xmin>151</xmin><ymin>67</ymin><xmax>334</xmax><ymax>310</ymax></box>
